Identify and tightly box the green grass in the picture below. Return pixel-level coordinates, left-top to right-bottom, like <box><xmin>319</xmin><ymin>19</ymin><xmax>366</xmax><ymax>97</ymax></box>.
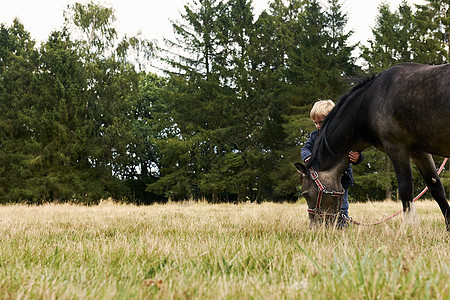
<box><xmin>0</xmin><ymin>200</ymin><xmax>449</xmax><ymax>299</ymax></box>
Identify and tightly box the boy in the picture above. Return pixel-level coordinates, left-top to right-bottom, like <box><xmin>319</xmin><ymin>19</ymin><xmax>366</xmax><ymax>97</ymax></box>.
<box><xmin>301</xmin><ymin>100</ymin><xmax>363</xmax><ymax>225</ymax></box>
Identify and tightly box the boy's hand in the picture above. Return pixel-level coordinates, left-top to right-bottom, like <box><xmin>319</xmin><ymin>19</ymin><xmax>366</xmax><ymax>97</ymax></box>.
<box><xmin>349</xmin><ymin>151</ymin><xmax>360</xmax><ymax>163</ymax></box>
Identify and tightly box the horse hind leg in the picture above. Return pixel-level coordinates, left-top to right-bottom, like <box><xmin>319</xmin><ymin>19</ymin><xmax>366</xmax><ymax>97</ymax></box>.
<box><xmin>405</xmin><ymin>200</ymin><xmax>418</xmax><ymax>226</ymax></box>
<box><xmin>412</xmin><ymin>151</ymin><xmax>450</xmax><ymax>231</ymax></box>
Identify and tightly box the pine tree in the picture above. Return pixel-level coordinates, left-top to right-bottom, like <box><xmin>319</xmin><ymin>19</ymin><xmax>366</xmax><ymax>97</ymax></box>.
<box><xmin>59</xmin><ymin>1</ymin><xmax>145</xmax><ymax>202</ymax></box>
<box><xmin>151</xmin><ymin>0</ymin><xmax>228</xmax><ymax>201</ymax></box>
<box><xmin>0</xmin><ymin>2</ymin><xmax>151</xmax><ymax>203</ymax></box>
<box><xmin>276</xmin><ymin>0</ymin><xmax>357</xmax><ymax>201</ymax></box>
<box><xmin>154</xmin><ymin>0</ymin><xmax>295</xmax><ymax>202</ymax></box>
<box><xmin>361</xmin><ymin>1</ymin><xmax>449</xmax><ymax>70</ymax></box>
<box><xmin>360</xmin><ymin>2</ymin><xmax>414</xmax><ymax>72</ymax></box>
<box><xmin>413</xmin><ymin>0</ymin><xmax>449</xmax><ymax>63</ymax></box>
<box><xmin>324</xmin><ymin>0</ymin><xmax>357</xmax><ymax>94</ymax></box>
<box><xmin>120</xmin><ymin>73</ymin><xmax>167</xmax><ymax>204</ymax></box>
<box><xmin>0</xmin><ymin>19</ymin><xmax>39</xmax><ymax>202</ymax></box>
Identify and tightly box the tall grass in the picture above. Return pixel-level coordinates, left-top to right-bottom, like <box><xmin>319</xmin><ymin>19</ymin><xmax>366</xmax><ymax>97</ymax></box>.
<box><xmin>0</xmin><ymin>200</ymin><xmax>448</xmax><ymax>299</ymax></box>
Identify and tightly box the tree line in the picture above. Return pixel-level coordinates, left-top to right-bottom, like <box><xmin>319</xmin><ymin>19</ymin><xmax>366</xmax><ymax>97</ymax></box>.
<box><xmin>0</xmin><ymin>0</ymin><xmax>449</xmax><ymax>204</ymax></box>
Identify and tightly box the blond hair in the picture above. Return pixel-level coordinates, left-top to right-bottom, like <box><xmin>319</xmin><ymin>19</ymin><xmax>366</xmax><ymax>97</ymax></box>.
<box><xmin>310</xmin><ymin>100</ymin><xmax>335</xmax><ymax>120</ymax></box>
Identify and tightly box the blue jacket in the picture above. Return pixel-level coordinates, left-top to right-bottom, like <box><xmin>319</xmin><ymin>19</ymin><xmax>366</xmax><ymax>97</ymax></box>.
<box><xmin>301</xmin><ymin>130</ymin><xmax>363</xmax><ymax>188</ymax></box>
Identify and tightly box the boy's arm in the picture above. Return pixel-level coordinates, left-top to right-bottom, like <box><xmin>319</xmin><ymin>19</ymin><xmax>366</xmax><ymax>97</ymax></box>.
<box><xmin>301</xmin><ymin>137</ymin><xmax>315</xmax><ymax>163</ymax></box>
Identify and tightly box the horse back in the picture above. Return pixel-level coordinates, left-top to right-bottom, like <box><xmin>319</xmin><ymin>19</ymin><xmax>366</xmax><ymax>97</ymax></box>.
<box><xmin>365</xmin><ymin>63</ymin><xmax>450</xmax><ymax>156</ymax></box>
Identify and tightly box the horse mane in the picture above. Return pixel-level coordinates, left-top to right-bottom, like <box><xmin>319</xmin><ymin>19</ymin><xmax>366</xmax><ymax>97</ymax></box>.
<box><xmin>306</xmin><ymin>75</ymin><xmax>378</xmax><ymax>170</ymax></box>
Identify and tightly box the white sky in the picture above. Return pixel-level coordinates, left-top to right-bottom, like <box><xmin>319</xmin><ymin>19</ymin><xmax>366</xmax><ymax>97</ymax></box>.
<box><xmin>1</xmin><ymin>0</ymin><xmax>426</xmax><ymax>50</ymax></box>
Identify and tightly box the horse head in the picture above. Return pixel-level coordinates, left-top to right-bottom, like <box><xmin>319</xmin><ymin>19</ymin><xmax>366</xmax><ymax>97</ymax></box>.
<box><xmin>295</xmin><ymin>162</ymin><xmax>344</xmax><ymax>228</ymax></box>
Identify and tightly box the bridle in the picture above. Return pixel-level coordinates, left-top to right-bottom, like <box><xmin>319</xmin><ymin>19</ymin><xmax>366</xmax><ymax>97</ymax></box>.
<box><xmin>307</xmin><ymin>167</ymin><xmax>345</xmax><ymax>218</ymax></box>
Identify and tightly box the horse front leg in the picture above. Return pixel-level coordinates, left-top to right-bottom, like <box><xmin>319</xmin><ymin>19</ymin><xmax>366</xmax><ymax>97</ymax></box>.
<box><xmin>385</xmin><ymin>146</ymin><xmax>417</xmax><ymax>224</ymax></box>
<box><xmin>412</xmin><ymin>151</ymin><xmax>450</xmax><ymax>231</ymax></box>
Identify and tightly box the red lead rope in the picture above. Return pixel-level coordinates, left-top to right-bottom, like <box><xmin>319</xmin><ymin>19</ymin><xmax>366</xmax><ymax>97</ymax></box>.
<box><xmin>350</xmin><ymin>157</ymin><xmax>449</xmax><ymax>226</ymax></box>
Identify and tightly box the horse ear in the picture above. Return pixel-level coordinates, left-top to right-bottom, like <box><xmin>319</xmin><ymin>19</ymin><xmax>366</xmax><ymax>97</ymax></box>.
<box><xmin>294</xmin><ymin>162</ymin><xmax>307</xmax><ymax>175</ymax></box>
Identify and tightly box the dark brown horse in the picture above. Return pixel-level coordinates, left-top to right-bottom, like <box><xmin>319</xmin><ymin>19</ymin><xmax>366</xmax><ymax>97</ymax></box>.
<box><xmin>296</xmin><ymin>63</ymin><xmax>450</xmax><ymax>231</ymax></box>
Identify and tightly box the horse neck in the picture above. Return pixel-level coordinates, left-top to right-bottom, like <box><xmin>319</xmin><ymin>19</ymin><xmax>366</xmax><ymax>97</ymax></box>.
<box><xmin>321</xmin><ymin>116</ymin><xmax>356</xmax><ymax>166</ymax></box>
<box><xmin>316</xmin><ymin>103</ymin><xmax>364</xmax><ymax>180</ymax></box>
<box><xmin>317</xmin><ymin>149</ymin><xmax>351</xmax><ymax>184</ymax></box>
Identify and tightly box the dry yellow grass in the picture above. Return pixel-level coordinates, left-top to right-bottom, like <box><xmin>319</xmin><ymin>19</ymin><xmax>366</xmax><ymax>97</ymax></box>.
<box><xmin>0</xmin><ymin>200</ymin><xmax>448</xmax><ymax>299</ymax></box>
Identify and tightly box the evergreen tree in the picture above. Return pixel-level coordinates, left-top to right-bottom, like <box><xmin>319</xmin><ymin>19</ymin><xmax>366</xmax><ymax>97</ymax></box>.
<box><xmin>277</xmin><ymin>0</ymin><xmax>357</xmax><ymax>200</ymax></box>
<box><xmin>123</xmin><ymin>73</ymin><xmax>167</xmax><ymax>204</ymax></box>
<box><xmin>59</xmin><ymin>1</ymin><xmax>147</xmax><ymax>202</ymax></box>
<box><xmin>361</xmin><ymin>0</ymin><xmax>449</xmax><ymax>70</ymax></box>
<box><xmin>0</xmin><ymin>2</ymin><xmax>152</xmax><ymax>203</ymax></box>
<box><xmin>154</xmin><ymin>0</ymin><xmax>296</xmax><ymax>202</ymax></box>
<box><xmin>33</xmin><ymin>30</ymin><xmax>101</xmax><ymax>202</ymax></box>
<box><xmin>34</xmin><ymin>26</ymin><xmax>140</xmax><ymax>202</ymax></box>
<box><xmin>413</xmin><ymin>0</ymin><xmax>449</xmax><ymax>63</ymax></box>
<box><xmin>324</xmin><ymin>0</ymin><xmax>358</xmax><ymax>92</ymax></box>
<box><xmin>151</xmin><ymin>0</ymin><xmax>227</xmax><ymax>201</ymax></box>
<box><xmin>360</xmin><ymin>2</ymin><xmax>415</xmax><ymax>72</ymax></box>
<box><xmin>0</xmin><ymin>20</ymin><xmax>39</xmax><ymax>202</ymax></box>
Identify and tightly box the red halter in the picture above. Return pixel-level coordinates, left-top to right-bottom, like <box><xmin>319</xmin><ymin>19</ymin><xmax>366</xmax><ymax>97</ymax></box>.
<box><xmin>308</xmin><ymin>167</ymin><xmax>345</xmax><ymax>217</ymax></box>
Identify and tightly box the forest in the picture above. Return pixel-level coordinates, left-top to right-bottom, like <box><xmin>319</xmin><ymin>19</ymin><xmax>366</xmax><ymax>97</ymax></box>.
<box><xmin>1</xmin><ymin>0</ymin><xmax>449</xmax><ymax>204</ymax></box>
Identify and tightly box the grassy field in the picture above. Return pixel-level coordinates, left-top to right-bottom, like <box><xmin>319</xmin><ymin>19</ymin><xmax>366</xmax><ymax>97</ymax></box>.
<box><xmin>0</xmin><ymin>200</ymin><xmax>449</xmax><ymax>299</ymax></box>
